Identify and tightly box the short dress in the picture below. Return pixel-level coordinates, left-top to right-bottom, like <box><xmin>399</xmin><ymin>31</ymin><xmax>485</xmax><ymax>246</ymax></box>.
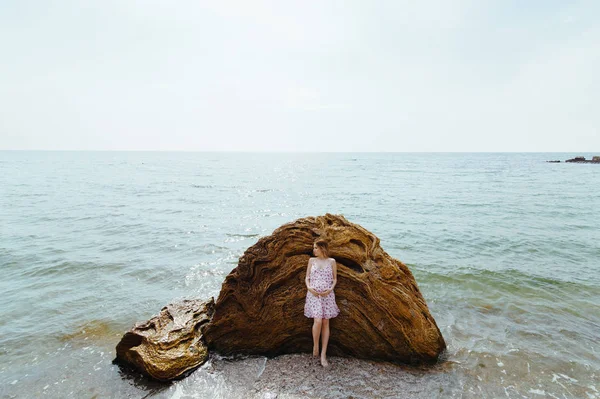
<box><xmin>304</xmin><ymin>257</ymin><xmax>340</xmax><ymax>319</ymax></box>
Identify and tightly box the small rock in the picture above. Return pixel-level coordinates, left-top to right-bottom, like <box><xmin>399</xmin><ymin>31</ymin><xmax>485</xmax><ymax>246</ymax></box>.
<box><xmin>114</xmin><ymin>298</ymin><xmax>214</xmax><ymax>381</ymax></box>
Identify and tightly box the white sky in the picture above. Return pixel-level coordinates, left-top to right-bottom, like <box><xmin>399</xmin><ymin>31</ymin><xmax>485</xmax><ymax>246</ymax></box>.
<box><xmin>1</xmin><ymin>0</ymin><xmax>598</xmax><ymax>151</ymax></box>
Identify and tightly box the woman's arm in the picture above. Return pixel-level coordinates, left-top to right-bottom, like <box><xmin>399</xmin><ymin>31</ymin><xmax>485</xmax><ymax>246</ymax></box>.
<box><xmin>305</xmin><ymin>258</ymin><xmax>318</xmax><ymax>296</ymax></box>
<box><xmin>323</xmin><ymin>258</ymin><xmax>337</xmax><ymax>295</ymax></box>
<box><xmin>331</xmin><ymin>259</ymin><xmax>337</xmax><ymax>290</ymax></box>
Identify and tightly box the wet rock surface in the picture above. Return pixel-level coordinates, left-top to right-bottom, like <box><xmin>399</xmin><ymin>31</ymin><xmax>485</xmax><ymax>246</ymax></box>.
<box><xmin>150</xmin><ymin>353</ymin><xmax>460</xmax><ymax>399</ymax></box>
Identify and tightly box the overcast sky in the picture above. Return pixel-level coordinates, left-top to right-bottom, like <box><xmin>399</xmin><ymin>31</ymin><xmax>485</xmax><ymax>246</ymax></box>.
<box><xmin>1</xmin><ymin>0</ymin><xmax>598</xmax><ymax>151</ymax></box>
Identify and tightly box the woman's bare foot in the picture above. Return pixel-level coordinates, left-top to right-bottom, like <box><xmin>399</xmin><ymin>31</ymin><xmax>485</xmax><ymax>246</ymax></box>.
<box><xmin>320</xmin><ymin>357</ymin><xmax>329</xmax><ymax>367</ymax></box>
<box><xmin>313</xmin><ymin>346</ymin><xmax>319</xmax><ymax>357</ymax></box>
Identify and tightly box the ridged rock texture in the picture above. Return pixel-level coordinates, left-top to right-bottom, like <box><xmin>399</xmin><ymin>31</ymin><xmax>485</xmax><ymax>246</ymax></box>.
<box><xmin>115</xmin><ymin>298</ymin><xmax>215</xmax><ymax>381</ymax></box>
<box><xmin>202</xmin><ymin>214</ymin><xmax>446</xmax><ymax>364</ymax></box>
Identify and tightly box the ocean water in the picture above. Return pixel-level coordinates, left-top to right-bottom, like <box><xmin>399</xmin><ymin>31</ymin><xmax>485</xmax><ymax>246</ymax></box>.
<box><xmin>0</xmin><ymin>151</ymin><xmax>598</xmax><ymax>399</ymax></box>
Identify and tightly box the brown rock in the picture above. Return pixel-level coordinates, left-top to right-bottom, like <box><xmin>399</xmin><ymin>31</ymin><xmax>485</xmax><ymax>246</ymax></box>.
<box><xmin>202</xmin><ymin>214</ymin><xmax>446</xmax><ymax>364</ymax></box>
<box><xmin>115</xmin><ymin>298</ymin><xmax>214</xmax><ymax>381</ymax></box>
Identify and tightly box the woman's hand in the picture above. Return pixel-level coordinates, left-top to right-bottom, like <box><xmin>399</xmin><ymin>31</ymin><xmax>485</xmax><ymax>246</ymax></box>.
<box><xmin>308</xmin><ymin>287</ymin><xmax>333</xmax><ymax>296</ymax></box>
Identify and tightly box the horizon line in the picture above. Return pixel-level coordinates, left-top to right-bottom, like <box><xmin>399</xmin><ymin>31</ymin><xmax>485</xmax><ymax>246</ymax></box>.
<box><xmin>1</xmin><ymin>150</ymin><xmax>598</xmax><ymax>154</ymax></box>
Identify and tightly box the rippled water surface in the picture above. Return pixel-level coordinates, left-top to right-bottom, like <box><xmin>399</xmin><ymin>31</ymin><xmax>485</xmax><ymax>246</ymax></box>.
<box><xmin>1</xmin><ymin>151</ymin><xmax>599</xmax><ymax>398</ymax></box>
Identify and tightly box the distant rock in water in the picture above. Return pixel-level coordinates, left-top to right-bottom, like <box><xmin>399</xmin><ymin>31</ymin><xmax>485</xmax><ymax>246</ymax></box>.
<box><xmin>565</xmin><ymin>156</ymin><xmax>600</xmax><ymax>163</ymax></box>
<box><xmin>114</xmin><ymin>298</ymin><xmax>214</xmax><ymax>381</ymax></box>
<box><xmin>202</xmin><ymin>214</ymin><xmax>446</xmax><ymax>365</ymax></box>
<box><xmin>546</xmin><ymin>160</ymin><xmax>561</xmax><ymax>163</ymax></box>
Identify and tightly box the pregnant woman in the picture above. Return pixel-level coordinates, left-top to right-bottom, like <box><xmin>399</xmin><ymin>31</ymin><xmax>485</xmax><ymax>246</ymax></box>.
<box><xmin>304</xmin><ymin>239</ymin><xmax>340</xmax><ymax>367</ymax></box>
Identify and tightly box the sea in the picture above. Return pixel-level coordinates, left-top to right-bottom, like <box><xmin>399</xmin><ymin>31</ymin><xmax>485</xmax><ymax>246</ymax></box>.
<box><xmin>0</xmin><ymin>151</ymin><xmax>598</xmax><ymax>399</ymax></box>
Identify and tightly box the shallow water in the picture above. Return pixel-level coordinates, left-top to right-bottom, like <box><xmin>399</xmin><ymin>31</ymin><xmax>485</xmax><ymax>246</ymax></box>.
<box><xmin>1</xmin><ymin>152</ymin><xmax>599</xmax><ymax>398</ymax></box>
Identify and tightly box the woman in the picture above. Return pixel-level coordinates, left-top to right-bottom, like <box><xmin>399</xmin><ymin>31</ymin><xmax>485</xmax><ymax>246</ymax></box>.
<box><xmin>304</xmin><ymin>239</ymin><xmax>340</xmax><ymax>367</ymax></box>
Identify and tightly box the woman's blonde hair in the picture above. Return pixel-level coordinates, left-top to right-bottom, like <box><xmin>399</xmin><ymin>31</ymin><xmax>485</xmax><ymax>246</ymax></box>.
<box><xmin>314</xmin><ymin>239</ymin><xmax>329</xmax><ymax>257</ymax></box>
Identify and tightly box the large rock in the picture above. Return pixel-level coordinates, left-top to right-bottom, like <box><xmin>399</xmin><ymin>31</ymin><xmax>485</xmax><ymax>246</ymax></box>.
<box><xmin>115</xmin><ymin>298</ymin><xmax>214</xmax><ymax>381</ymax></box>
<box><xmin>202</xmin><ymin>214</ymin><xmax>446</xmax><ymax>364</ymax></box>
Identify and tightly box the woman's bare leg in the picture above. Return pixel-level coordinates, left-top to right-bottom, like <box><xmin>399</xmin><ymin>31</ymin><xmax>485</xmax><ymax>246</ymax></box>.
<box><xmin>312</xmin><ymin>318</ymin><xmax>322</xmax><ymax>357</ymax></box>
<box><xmin>320</xmin><ymin>318</ymin><xmax>330</xmax><ymax>366</ymax></box>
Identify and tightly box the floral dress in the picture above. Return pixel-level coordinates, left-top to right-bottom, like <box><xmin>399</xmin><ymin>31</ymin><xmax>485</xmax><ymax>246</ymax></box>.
<box><xmin>304</xmin><ymin>257</ymin><xmax>340</xmax><ymax>319</ymax></box>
